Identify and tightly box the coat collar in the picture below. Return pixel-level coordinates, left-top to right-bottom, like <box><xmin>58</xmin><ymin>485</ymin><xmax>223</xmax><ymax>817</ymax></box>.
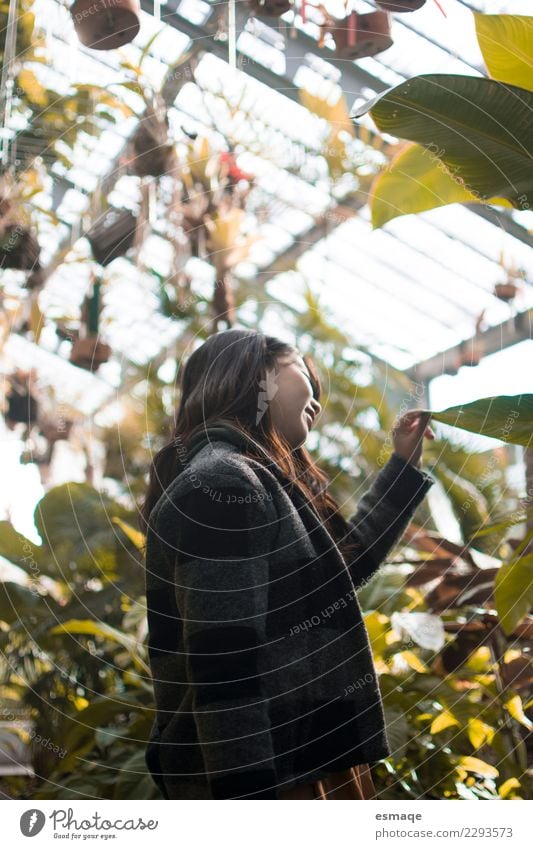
<box><xmin>182</xmin><ymin>421</ymin><xmax>343</xmax><ymax>557</ymax></box>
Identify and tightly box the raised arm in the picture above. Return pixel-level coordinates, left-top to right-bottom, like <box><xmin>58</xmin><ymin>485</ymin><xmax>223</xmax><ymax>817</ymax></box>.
<box><xmin>345</xmin><ymin>452</ymin><xmax>435</xmax><ymax>589</ymax></box>
<box><xmin>172</xmin><ymin>473</ymin><xmax>280</xmax><ymax>800</ymax></box>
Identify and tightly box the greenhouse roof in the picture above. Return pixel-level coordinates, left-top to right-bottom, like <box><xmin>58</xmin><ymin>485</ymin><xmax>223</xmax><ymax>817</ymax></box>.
<box><xmin>1</xmin><ymin>0</ymin><xmax>532</xmax><ymax>417</ymax></box>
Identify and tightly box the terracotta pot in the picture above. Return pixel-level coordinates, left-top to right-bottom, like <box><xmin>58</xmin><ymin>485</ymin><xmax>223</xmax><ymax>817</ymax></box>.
<box><xmin>376</xmin><ymin>0</ymin><xmax>426</xmax><ymax>12</ymax></box>
<box><xmin>0</xmin><ymin>225</ymin><xmax>40</xmax><ymax>270</ymax></box>
<box><xmin>70</xmin><ymin>336</ymin><xmax>112</xmax><ymax>371</ymax></box>
<box><xmin>494</xmin><ymin>281</ymin><xmax>518</xmax><ymax>302</ymax></box>
<box><xmin>70</xmin><ymin>0</ymin><xmax>141</xmax><ymax>51</ymax></box>
<box><xmin>86</xmin><ymin>207</ymin><xmax>137</xmax><ymax>266</ymax></box>
<box><xmin>332</xmin><ymin>11</ymin><xmax>392</xmax><ymax>60</ymax></box>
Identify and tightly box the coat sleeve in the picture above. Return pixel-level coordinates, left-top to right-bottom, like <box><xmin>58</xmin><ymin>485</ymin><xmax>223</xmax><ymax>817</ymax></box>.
<box><xmin>345</xmin><ymin>452</ymin><xmax>436</xmax><ymax>589</ymax></box>
<box><xmin>172</xmin><ymin>473</ymin><xmax>281</xmax><ymax>800</ymax></box>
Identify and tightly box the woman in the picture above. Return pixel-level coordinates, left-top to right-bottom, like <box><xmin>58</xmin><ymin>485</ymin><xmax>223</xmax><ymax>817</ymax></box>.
<box><xmin>140</xmin><ymin>329</ymin><xmax>436</xmax><ymax>800</ymax></box>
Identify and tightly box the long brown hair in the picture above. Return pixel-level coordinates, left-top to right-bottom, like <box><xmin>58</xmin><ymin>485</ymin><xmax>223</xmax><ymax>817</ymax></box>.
<box><xmin>139</xmin><ymin>329</ymin><xmax>361</xmax><ymax>564</ymax></box>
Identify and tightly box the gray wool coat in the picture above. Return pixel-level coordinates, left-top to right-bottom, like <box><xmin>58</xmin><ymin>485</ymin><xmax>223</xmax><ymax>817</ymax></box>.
<box><xmin>144</xmin><ymin>422</ymin><xmax>435</xmax><ymax>799</ymax></box>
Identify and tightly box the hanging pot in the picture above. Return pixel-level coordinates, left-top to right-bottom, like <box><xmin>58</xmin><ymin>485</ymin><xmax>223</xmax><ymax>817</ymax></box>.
<box><xmin>332</xmin><ymin>11</ymin><xmax>392</xmax><ymax>61</ymax></box>
<box><xmin>130</xmin><ymin>105</ymin><xmax>176</xmax><ymax>178</ymax></box>
<box><xmin>39</xmin><ymin>419</ymin><xmax>74</xmax><ymax>443</ymax></box>
<box><xmin>70</xmin><ymin>0</ymin><xmax>141</xmax><ymax>51</ymax></box>
<box><xmin>70</xmin><ymin>336</ymin><xmax>112</xmax><ymax>371</ymax></box>
<box><xmin>247</xmin><ymin>0</ymin><xmax>294</xmax><ymax>17</ymax></box>
<box><xmin>86</xmin><ymin>208</ymin><xmax>137</xmax><ymax>266</ymax></box>
<box><xmin>494</xmin><ymin>281</ymin><xmax>518</xmax><ymax>302</ymax></box>
<box><xmin>5</xmin><ymin>372</ymin><xmax>39</xmax><ymax>428</ymax></box>
<box><xmin>376</xmin><ymin>0</ymin><xmax>426</xmax><ymax>12</ymax></box>
<box><xmin>0</xmin><ymin>225</ymin><xmax>40</xmax><ymax>270</ymax></box>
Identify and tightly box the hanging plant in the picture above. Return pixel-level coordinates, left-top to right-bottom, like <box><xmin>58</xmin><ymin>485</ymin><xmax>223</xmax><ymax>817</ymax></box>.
<box><xmin>321</xmin><ymin>9</ymin><xmax>393</xmax><ymax>60</ymax></box>
<box><xmin>3</xmin><ymin>369</ymin><xmax>39</xmax><ymax>430</ymax></box>
<box><xmin>86</xmin><ymin>207</ymin><xmax>138</xmax><ymax>267</ymax></box>
<box><xmin>0</xmin><ymin>172</ymin><xmax>41</xmax><ymax>270</ymax></box>
<box><xmin>70</xmin><ymin>0</ymin><xmax>141</xmax><ymax>51</ymax></box>
<box><xmin>70</xmin><ymin>274</ymin><xmax>112</xmax><ymax>371</ymax></box>
<box><xmin>127</xmin><ymin>95</ymin><xmax>176</xmax><ymax>178</ymax></box>
<box><xmin>493</xmin><ymin>255</ymin><xmax>526</xmax><ymax>303</ymax></box>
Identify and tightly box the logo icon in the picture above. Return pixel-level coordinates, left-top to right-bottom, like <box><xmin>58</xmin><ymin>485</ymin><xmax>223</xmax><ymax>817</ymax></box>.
<box><xmin>20</xmin><ymin>810</ymin><xmax>46</xmax><ymax>837</ymax></box>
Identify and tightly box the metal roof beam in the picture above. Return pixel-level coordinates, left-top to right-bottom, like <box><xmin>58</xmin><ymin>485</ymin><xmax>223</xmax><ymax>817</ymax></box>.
<box><xmin>404</xmin><ymin>309</ymin><xmax>532</xmax><ymax>383</ymax></box>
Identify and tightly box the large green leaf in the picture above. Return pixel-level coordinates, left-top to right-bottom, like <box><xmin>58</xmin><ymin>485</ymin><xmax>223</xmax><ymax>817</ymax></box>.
<box><xmin>494</xmin><ymin>554</ymin><xmax>533</xmax><ymax>635</ymax></box>
<box><xmin>474</xmin><ymin>14</ymin><xmax>533</xmax><ymax>91</ymax></box>
<box><xmin>0</xmin><ymin>581</ymin><xmax>42</xmax><ymax>625</ymax></box>
<box><xmin>0</xmin><ymin>521</ymin><xmax>44</xmax><ymax>573</ymax></box>
<box><xmin>368</xmin><ymin>142</ymin><xmax>511</xmax><ymax>228</ymax></box>
<box><xmin>351</xmin><ymin>74</ymin><xmax>533</xmax><ymax>206</ymax></box>
<box><xmin>425</xmin><ymin>394</ymin><xmax>533</xmax><ymax>447</ymax></box>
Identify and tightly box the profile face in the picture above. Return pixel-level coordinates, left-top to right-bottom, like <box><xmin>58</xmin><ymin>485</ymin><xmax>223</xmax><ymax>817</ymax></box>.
<box><xmin>267</xmin><ymin>351</ymin><xmax>321</xmax><ymax>449</ymax></box>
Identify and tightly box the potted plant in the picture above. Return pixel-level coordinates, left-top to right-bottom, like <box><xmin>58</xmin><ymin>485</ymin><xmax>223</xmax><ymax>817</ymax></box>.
<box><xmin>70</xmin><ymin>0</ymin><xmax>140</xmax><ymax>51</ymax></box>
<box><xmin>70</xmin><ymin>273</ymin><xmax>112</xmax><ymax>371</ymax></box>
<box><xmin>321</xmin><ymin>9</ymin><xmax>393</xmax><ymax>60</ymax></box>
<box><xmin>127</xmin><ymin>94</ymin><xmax>176</xmax><ymax>178</ymax></box>
<box><xmin>3</xmin><ymin>369</ymin><xmax>39</xmax><ymax>430</ymax></box>
<box><xmin>0</xmin><ymin>172</ymin><xmax>41</xmax><ymax>270</ymax></box>
<box><xmin>494</xmin><ymin>279</ymin><xmax>518</xmax><ymax>302</ymax></box>
<box><xmin>86</xmin><ymin>207</ymin><xmax>138</xmax><ymax>267</ymax></box>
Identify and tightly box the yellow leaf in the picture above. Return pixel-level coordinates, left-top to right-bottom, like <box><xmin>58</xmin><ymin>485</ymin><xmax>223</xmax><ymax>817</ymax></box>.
<box><xmin>364</xmin><ymin>610</ymin><xmax>390</xmax><ymax>657</ymax></box>
<box><xmin>369</xmin><ymin>142</ymin><xmax>512</xmax><ymax>229</ymax></box>
<box><xmin>29</xmin><ymin>294</ymin><xmax>44</xmax><ymax>344</ymax></box>
<box><xmin>300</xmin><ymin>89</ymin><xmax>355</xmax><ymax>137</ymax></box>
<box><xmin>466</xmin><ymin>646</ymin><xmax>492</xmax><ymax>672</ymax></box>
<box><xmin>467</xmin><ymin>717</ymin><xmax>495</xmax><ymax>748</ymax></box>
<box><xmin>111</xmin><ymin>517</ymin><xmax>146</xmax><ymax>551</ymax></box>
<box><xmin>474</xmin><ymin>14</ymin><xmax>533</xmax><ymax>91</ymax></box>
<box><xmin>431</xmin><ymin>710</ymin><xmax>460</xmax><ymax>734</ymax></box>
<box><xmin>505</xmin><ymin>694</ymin><xmax>533</xmax><ymax>729</ymax></box>
<box><xmin>458</xmin><ymin>756</ymin><xmax>499</xmax><ymax>779</ymax></box>
<box><xmin>401</xmin><ymin>649</ymin><xmax>429</xmax><ymax>673</ymax></box>
<box><xmin>498</xmin><ymin>777</ymin><xmax>521</xmax><ymax>799</ymax></box>
<box><xmin>17</xmin><ymin>68</ymin><xmax>48</xmax><ymax>107</ymax></box>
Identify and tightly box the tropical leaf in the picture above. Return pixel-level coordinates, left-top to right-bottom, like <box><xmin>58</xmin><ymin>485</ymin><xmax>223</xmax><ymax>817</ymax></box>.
<box><xmin>351</xmin><ymin>74</ymin><xmax>533</xmax><ymax>207</ymax></box>
<box><xmin>474</xmin><ymin>14</ymin><xmax>533</xmax><ymax>90</ymax></box>
<box><xmin>494</xmin><ymin>554</ymin><xmax>533</xmax><ymax>635</ymax></box>
<box><xmin>425</xmin><ymin>394</ymin><xmax>533</xmax><ymax>447</ymax></box>
<box><xmin>368</xmin><ymin>142</ymin><xmax>511</xmax><ymax>228</ymax></box>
